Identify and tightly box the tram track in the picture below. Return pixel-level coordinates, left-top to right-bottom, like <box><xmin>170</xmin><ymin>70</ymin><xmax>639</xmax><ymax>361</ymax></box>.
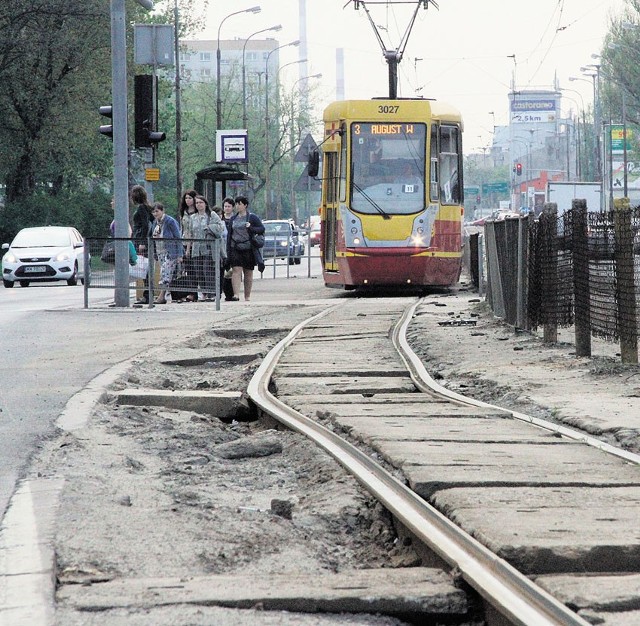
<box><xmin>247</xmin><ymin>297</ymin><xmax>640</xmax><ymax>626</ymax></box>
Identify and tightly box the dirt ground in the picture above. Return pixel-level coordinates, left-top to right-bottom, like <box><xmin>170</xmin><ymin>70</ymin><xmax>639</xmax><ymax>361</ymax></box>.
<box><xmin>407</xmin><ymin>279</ymin><xmax>640</xmax><ymax>456</ymax></box>
<box><xmin>28</xmin><ymin>274</ymin><xmax>640</xmax><ymax>625</ymax></box>
<box><xmin>44</xmin><ymin>301</ymin><xmax>422</xmax><ymax>626</ymax></box>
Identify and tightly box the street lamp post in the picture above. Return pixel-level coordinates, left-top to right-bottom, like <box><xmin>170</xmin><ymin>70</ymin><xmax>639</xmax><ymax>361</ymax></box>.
<box><xmin>272</xmin><ymin>59</ymin><xmax>307</xmax><ymax>219</ymax></box>
<box><xmin>264</xmin><ymin>40</ymin><xmax>300</xmax><ymax>219</ymax></box>
<box><xmin>569</xmin><ymin>75</ymin><xmax>597</xmax><ymax>180</ymax></box>
<box><xmin>580</xmin><ymin>64</ymin><xmax>601</xmax><ymax>183</ymax></box>
<box><xmin>560</xmin><ymin>87</ymin><xmax>586</xmax><ymax>181</ymax></box>
<box><xmin>216</xmin><ymin>5</ymin><xmax>261</xmax><ymax>132</ymax></box>
<box><xmin>242</xmin><ymin>24</ymin><xmax>282</xmax><ymax>130</ymax></box>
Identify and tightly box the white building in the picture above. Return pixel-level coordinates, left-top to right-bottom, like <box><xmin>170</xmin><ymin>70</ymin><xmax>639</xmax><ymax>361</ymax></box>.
<box><xmin>179</xmin><ymin>38</ymin><xmax>281</xmax><ymax>85</ymax></box>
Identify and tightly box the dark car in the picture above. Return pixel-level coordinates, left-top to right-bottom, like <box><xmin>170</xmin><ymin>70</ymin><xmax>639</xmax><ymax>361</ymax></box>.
<box><xmin>262</xmin><ymin>220</ymin><xmax>305</xmax><ymax>265</ymax></box>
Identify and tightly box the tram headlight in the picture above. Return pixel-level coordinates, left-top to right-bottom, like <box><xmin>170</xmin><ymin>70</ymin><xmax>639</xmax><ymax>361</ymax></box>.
<box><xmin>353</xmin><ymin>237</ymin><xmax>361</xmax><ymax>245</ymax></box>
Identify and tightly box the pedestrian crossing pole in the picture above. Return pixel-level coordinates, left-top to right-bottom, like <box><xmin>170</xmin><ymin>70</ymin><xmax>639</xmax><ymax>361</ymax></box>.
<box><xmin>109</xmin><ymin>0</ymin><xmax>154</xmax><ymax>307</ymax></box>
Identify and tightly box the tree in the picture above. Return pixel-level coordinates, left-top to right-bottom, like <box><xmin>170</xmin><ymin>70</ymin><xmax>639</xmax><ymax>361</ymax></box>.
<box><xmin>0</xmin><ymin>0</ymin><xmax>113</xmax><ymax>202</ymax></box>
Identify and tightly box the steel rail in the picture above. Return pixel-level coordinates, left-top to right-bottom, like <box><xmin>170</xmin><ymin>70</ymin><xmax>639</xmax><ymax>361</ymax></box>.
<box><xmin>247</xmin><ymin>301</ymin><xmax>591</xmax><ymax>626</ymax></box>
<box><xmin>395</xmin><ymin>300</ymin><xmax>640</xmax><ymax>466</ymax></box>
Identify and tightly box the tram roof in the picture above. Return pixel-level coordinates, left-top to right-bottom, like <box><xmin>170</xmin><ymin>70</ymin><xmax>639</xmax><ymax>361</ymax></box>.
<box><xmin>323</xmin><ymin>99</ymin><xmax>462</xmax><ymax>126</ymax></box>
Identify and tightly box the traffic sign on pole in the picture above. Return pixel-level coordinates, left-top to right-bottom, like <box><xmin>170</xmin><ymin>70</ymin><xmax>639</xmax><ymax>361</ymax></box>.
<box><xmin>294</xmin><ymin>134</ymin><xmax>318</xmax><ymax>163</ymax></box>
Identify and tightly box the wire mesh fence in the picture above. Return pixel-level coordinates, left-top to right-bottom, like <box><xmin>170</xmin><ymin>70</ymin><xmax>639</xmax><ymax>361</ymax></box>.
<box><xmin>467</xmin><ymin>199</ymin><xmax>640</xmax><ymax>362</ymax></box>
<box><xmin>83</xmin><ymin>235</ymin><xmax>320</xmax><ymax>308</ymax></box>
<box><xmin>84</xmin><ymin>237</ymin><xmax>224</xmax><ymax>307</ymax></box>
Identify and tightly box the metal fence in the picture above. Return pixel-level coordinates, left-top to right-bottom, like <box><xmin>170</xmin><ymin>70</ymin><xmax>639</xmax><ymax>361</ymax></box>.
<box><xmin>467</xmin><ymin>199</ymin><xmax>640</xmax><ymax>363</ymax></box>
<box><xmin>83</xmin><ymin>237</ymin><xmax>224</xmax><ymax>309</ymax></box>
<box><xmin>83</xmin><ymin>233</ymin><xmax>319</xmax><ymax>308</ymax></box>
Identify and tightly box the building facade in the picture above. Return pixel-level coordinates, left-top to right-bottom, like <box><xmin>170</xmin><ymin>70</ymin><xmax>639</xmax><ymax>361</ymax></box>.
<box><xmin>179</xmin><ymin>38</ymin><xmax>280</xmax><ymax>85</ymax></box>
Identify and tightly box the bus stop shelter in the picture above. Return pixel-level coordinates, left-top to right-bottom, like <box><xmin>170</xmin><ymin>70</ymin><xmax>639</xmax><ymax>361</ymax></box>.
<box><xmin>194</xmin><ymin>164</ymin><xmax>252</xmax><ymax>205</ymax></box>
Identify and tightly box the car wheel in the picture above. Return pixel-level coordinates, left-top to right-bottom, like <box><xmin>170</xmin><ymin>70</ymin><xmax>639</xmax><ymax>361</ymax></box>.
<box><xmin>80</xmin><ymin>269</ymin><xmax>90</xmax><ymax>286</ymax></box>
<box><xmin>3</xmin><ymin>279</ymin><xmax>14</xmax><ymax>288</ymax></box>
<box><xmin>67</xmin><ymin>263</ymin><xmax>78</xmax><ymax>286</ymax></box>
<box><xmin>19</xmin><ymin>280</ymin><xmax>30</xmax><ymax>288</ymax></box>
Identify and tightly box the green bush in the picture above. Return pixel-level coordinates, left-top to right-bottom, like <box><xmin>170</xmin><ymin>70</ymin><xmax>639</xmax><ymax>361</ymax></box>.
<box><xmin>0</xmin><ymin>190</ymin><xmax>114</xmax><ymax>244</ymax></box>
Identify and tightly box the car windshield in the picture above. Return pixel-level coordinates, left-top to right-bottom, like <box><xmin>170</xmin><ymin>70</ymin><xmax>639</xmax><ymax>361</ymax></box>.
<box><xmin>12</xmin><ymin>228</ymin><xmax>72</xmax><ymax>248</ymax></box>
<box><xmin>264</xmin><ymin>222</ymin><xmax>290</xmax><ymax>236</ymax></box>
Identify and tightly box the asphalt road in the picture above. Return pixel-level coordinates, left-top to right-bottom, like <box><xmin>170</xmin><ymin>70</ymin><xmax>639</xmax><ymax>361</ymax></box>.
<box><xmin>0</xmin><ymin>284</ymin><xmax>210</xmax><ymax>522</ymax></box>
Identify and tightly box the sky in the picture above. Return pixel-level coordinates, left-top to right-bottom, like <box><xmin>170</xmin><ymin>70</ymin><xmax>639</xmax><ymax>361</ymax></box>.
<box><xmin>194</xmin><ymin>0</ymin><xmax>629</xmax><ymax>155</ymax></box>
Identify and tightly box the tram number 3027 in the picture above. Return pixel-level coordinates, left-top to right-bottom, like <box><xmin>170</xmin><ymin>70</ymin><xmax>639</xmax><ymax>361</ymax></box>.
<box><xmin>377</xmin><ymin>105</ymin><xmax>399</xmax><ymax>114</ymax></box>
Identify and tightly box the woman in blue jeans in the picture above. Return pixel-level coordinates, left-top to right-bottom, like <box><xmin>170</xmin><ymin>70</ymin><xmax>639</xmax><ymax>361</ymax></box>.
<box><xmin>151</xmin><ymin>202</ymin><xmax>182</xmax><ymax>304</ymax></box>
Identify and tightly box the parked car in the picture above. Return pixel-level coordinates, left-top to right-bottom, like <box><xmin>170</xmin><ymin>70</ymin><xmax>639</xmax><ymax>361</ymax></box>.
<box><xmin>308</xmin><ymin>222</ymin><xmax>321</xmax><ymax>247</ymax></box>
<box><xmin>262</xmin><ymin>220</ymin><xmax>305</xmax><ymax>265</ymax></box>
<box><xmin>2</xmin><ymin>226</ymin><xmax>88</xmax><ymax>288</ymax></box>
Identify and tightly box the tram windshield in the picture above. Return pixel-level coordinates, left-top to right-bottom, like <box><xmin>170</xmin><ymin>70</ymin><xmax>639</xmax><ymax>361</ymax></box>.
<box><xmin>350</xmin><ymin>122</ymin><xmax>426</xmax><ymax>215</ymax></box>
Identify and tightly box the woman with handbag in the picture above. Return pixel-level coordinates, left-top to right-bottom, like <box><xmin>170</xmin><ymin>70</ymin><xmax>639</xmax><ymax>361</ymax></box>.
<box><xmin>131</xmin><ymin>185</ymin><xmax>154</xmax><ymax>304</ymax></box>
<box><xmin>174</xmin><ymin>189</ymin><xmax>198</xmax><ymax>302</ymax></box>
<box><xmin>150</xmin><ymin>202</ymin><xmax>182</xmax><ymax>304</ymax></box>
<box><xmin>221</xmin><ymin>197</ymin><xmax>236</xmax><ymax>301</ymax></box>
<box><xmin>227</xmin><ymin>195</ymin><xmax>264</xmax><ymax>302</ymax></box>
<box><xmin>190</xmin><ymin>195</ymin><xmax>223</xmax><ymax>302</ymax></box>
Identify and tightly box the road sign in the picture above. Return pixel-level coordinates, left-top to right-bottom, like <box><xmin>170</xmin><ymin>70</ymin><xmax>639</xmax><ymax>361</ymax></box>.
<box><xmin>482</xmin><ymin>181</ymin><xmax>509</xmax><ymax>194</ymax></box>
<box><xmin>145</xmin><ymin>168</ymin><xmax>160</xmax><ymax>181</ymax></box>
<box><xmin>294</xmin><ymin>134</ymin><xmax>318</xmax><ymax>163</ymax></box>
<box><xmin>294</xmin><ymin>165</ymin><xmax>321</xmax><ymax>191</ymax></box>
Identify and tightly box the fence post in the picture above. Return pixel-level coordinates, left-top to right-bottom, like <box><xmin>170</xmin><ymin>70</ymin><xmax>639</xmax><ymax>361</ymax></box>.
<box><xmin>478</xmin><ymin>233</ymin><xmax>485</xmax><ymax>298</ymax></box>
<box><xmin>613</xmin><ymin>197</ymin><xmax>638</xmax><ymax>363</ymax></box>
<box><xmin>541</xmin><ymin>202</ymin><xmax>558</xmax><ymax>344</ymax></box>
<box><xmin>214</xmin><ymin>238</ymin><xmax>221</xmax><ymax>311</ymax></box>
<box><xmin>485</xmin><ymin>222</ymin><xmax>505</xmax><ymax>319</ymax></box>
<box><xmin>83</xmin><ymin>238</ymin><xmax>90</xmax><ymax>309</ymax></box>
<box><xmin>515</xmin><ymin>216</ymin><xmax>529</xmax><ymax>330</ymax></box>
<box><xmin>571</xmin><ymin>199</ymin><xmax>591</xmax><ymax>357</ymax></box>
<box><xmin>147</xmin><ymin>234</ymin><xmax>155</xmax><ymax>307</ymax></box>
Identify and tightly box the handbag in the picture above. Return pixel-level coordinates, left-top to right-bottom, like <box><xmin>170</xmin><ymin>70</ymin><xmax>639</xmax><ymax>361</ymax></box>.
<box><xmin>233</xmin><ymin>237</ymin><xmax>252</xmax><ymax>251</ymax></box>
<box><xmin>100</xmin><ymin>239</ymin><xmax>116</xmax><ymax>264</ymax></box>
<box><xmin>251</xmin><ymin>233</ymin><xmax>265</xmax><ymax>249</ymax></box>
<box><xmin>129</xmin><ymin>255</ymin><xmax>149</xmax><ymax>279</ymax></box>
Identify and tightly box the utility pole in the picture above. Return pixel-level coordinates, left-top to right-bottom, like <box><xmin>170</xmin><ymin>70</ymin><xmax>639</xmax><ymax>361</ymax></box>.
<box><xmin>110</xmin><ymin>0</ymin><xmax>153</xmax><ymax>307</ymax></box>
<box><xmin>174</xmin><ymin>0</ymin><xmax>183</xmax><ymax>206</ymax></box>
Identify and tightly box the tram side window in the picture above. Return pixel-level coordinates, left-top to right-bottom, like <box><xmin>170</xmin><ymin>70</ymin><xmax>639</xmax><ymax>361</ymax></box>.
<box><xmin>439</xmin><ymin>125</ymin><xmax>461</xmax><ymax>205</ymax></box>
<box><xmin>339</xmin><ymin>128</ymin><xmax>348</xmax><ymax>202</ymax></box>
<box><xmin>325</xmin><ymin>152</ymin><xmax>338</xmax><ymax>203</ymax></box>
<box><xmin>430</xmin><ymin>124</ymin><xmax>439</xmax><ymax>202</ymax></box>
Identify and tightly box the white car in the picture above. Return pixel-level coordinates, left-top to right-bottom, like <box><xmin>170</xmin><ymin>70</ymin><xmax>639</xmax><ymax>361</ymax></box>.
<box><xmin>2</xmin><ymin>226</ymin><xmax>89</xmax><ymax>288</ymax></box>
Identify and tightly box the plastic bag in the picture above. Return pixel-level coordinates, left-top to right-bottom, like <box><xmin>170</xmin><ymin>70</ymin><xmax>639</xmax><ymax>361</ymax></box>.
<box><xmin>129</xmin><ymin>255</ymin><xmax>149</xmax><ymax>279</ymax></box>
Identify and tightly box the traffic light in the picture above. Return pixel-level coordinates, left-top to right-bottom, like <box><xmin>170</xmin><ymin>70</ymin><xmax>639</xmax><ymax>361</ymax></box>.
<box><xmin>135</xmin><ymin>74</ymin><xmax>165</xmax><ymax>148</ymax></box>
<box><xmin>515</xmin><ymin>162</ymin><xmax>522</xmax><ymax>176</ymax></box>
<box><xmin>99</xmin><ymin>105</ymin><xmax>113</xmax><ymax>140</ymax></box>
